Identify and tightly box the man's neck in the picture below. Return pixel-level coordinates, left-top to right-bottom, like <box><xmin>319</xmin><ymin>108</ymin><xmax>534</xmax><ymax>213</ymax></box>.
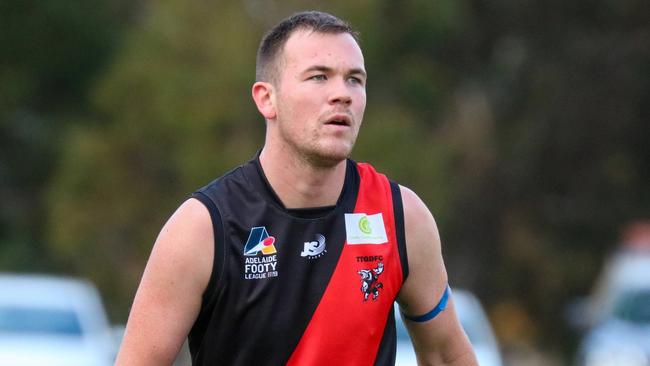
<box><xmin>259</xmin><ymin>146</ymin><xmax>347</xmax><ymax>209</ymax></box>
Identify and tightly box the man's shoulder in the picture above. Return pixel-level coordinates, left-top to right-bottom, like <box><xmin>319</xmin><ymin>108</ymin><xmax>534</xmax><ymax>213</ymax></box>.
<box><xmin>194</xmin><ymin>161</ymin><xmax>251</xmax><ymax>197</ymax></box>
<box><xmin>397</xmin><ymin>185</ymin><xmax>423</xmax><ymax>210</ymax></box>
<box><xmin>352</xmin><ymin>160</ymin><xmax>410</xmax><ymax>192</ymax></box>
<box><xmin>351</xmin><ymin>160</ymin><xmax>390</xmax><ymax>180</ymax></box>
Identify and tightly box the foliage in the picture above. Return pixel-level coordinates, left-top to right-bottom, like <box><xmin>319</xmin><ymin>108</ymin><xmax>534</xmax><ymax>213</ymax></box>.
<box><xmin>3</xmin><ymin>0</ymin><xmax>648</xmax><ymax>360</ymax></box>
<box><xmin>0</xmin><ymin>0</ymin><xmax>133</xmax><ymax>270</ymax></box>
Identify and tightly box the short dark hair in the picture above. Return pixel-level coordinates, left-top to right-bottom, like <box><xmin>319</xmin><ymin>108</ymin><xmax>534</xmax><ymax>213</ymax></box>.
<box><xmin>255</xmin><ymin>11</ymin><xmax>359</xmax><ymax>83</ymax></box>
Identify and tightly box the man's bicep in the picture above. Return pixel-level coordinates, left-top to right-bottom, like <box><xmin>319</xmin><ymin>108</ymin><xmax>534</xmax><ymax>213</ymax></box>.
<box><xmin>116</xmin><ymin>198</ymin><xmax>214</xmax><ymax>365</ymax></box>
<box><xmin>396</xmin><ymin>185</ymin><xmax>448</xmax><ymax>316</ymax></box>
<box><xmin>401</xmin><ymin>296</ymin><xmax>476</xmax><ymax>365</ymax></box>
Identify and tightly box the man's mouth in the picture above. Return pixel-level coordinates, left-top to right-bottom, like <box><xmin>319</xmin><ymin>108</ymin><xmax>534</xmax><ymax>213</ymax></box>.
<box><xmin>324</xmin><ymin>114</ymin><xmax>352</xmax><ymax>126</ymax></box>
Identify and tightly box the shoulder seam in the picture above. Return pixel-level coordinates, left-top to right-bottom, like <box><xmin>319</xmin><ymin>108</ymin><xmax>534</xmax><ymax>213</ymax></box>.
<box><xmin>190</xmin><ymin>192</ymin><xmax>226</xmax><ymax>307</ymax></box>
<box><xmin>389</xmin><ymin>181</ymin><xmax>409</xmax><ymax>282</ymax></box>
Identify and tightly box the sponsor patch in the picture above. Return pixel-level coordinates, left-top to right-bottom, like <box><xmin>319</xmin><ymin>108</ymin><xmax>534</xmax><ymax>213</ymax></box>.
<box><xmin>344</xmin><ymin>213</ymin><xmax>388</xmax><ymax>244</ymax></box>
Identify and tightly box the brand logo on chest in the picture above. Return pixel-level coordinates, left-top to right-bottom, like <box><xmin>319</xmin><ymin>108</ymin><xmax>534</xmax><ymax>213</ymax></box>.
<box><xmin>301</xmin><ymin>234</ymin><xmax>327</xmax><ymax>259</ymax></box>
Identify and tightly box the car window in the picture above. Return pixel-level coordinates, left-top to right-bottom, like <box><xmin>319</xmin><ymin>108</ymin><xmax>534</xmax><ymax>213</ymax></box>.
<box><xmin>0</xmin><ymin>306</ymin><xmax>82</xmax><ymax>335</ymax></box>
<box><xmin>613</xmin><ymin>289</ymin><xmax>650</xmax><ymax>323</ymax></box>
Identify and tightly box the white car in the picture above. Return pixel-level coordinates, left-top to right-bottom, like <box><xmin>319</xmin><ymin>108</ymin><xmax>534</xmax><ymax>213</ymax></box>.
<box><xmin>395</xmin><ymin>287</ymin><xmax>503</xmax><ymax>366</ymax></box>
<box><xmin>0</xmin><ymin>273</ymin><xmax>116</xmax><ymax>366</ymax></box>
<box><xmin>576</xmin><ymin>252</ymin><xmax>650</xmax><ymax>366</ymax></box>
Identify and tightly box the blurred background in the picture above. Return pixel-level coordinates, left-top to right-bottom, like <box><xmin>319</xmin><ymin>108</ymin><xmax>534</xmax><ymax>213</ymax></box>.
<box><xmin>1</xmin><ymin>0</ymin><xmax>649</xmax><ymax>365</ymax></box>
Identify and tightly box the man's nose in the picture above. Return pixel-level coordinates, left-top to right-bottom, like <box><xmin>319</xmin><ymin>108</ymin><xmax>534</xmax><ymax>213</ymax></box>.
<box><xmin>328</xmin><ymin>78</ymin><xmax>352</xmax><ymax>105</ymax></box>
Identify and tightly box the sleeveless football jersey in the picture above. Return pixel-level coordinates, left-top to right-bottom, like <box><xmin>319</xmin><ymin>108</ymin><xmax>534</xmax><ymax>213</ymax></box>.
<box><xmin>188</xmin><ymin>154</ymin><xmax>408</xmax><ymax>365</ymax></box>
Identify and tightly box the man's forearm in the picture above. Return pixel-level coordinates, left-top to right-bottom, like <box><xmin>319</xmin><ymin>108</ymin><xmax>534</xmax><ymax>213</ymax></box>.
<box><xmin>438</xmin><ymin>349</ymin><xmax>479</xmax><ymax>366</ymax></box>
<box><xmin>414</xmin><ymin>337</ymin><xmax>478</xmax><ymax>366</ymax></box>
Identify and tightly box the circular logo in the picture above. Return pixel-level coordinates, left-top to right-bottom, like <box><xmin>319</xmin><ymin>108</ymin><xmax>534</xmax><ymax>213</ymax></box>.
<box><xmin>359</xmin><ymin>216</ymin><xmax>372</xmax><ymax>234</ymax></box>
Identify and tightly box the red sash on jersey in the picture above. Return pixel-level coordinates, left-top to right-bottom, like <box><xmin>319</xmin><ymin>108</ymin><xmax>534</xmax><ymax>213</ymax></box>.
<box><xmin>287</xmin><ymin>163</ymin><xmax>404</xmax><ymax>365</ymax></box>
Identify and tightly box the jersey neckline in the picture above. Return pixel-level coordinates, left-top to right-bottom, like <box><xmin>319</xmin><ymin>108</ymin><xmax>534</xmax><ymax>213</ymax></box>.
<box><xmin>243</xmin><ymin>150</ymin><xmax>359</xmax><ymax>220</ymax></box>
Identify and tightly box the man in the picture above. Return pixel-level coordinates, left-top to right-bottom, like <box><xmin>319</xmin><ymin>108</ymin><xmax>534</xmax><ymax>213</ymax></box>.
<box><xmin>116</xmin><ymin>11</ymin><xmax>478</xmax><ymax>366</ymax></box>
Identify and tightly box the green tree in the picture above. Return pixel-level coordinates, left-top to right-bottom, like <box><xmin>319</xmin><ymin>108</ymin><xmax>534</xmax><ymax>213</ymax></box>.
<box><xmin>0</xmin><ymin>0</ymin><xmax>133</xmax><ymax>270</ymax></box>
<box><xmin>44</xmin><ymin>0</ymin><xmax>649</xmax><ymax>362</ymax></box>
<box><xmin>47</xmin><ymin>1</ymin><xmax>264</xmax><ymax>319</ymax></box>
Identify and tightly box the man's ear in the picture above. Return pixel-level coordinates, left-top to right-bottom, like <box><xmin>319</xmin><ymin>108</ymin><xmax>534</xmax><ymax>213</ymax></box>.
<box><xmin>252</xmin><ymin>81</ymin><xmax>277</xmax><ymax>120</ymax></box>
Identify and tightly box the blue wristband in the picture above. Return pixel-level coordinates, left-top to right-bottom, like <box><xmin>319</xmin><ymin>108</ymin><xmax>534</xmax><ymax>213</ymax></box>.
<box><xmin>401</xmin><ymin>285</ymin><xmax>451</xmax><ymax>323</ymax></box>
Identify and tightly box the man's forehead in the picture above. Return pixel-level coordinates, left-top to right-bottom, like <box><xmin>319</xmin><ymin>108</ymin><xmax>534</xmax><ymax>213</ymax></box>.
<box><xmin>282</xmin><ymin>29</ymin><xmax>364</xmax><ymax>68</ymax></box>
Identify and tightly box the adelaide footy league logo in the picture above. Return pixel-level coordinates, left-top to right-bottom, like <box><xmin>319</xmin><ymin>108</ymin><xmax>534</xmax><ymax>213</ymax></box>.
<box><xmin>243</xmin><ymin>226</ymin><xmax>278</xmax><ymax>280</ymax></box>
<box><xmin>244</xmin><ymin>226</ymin><xmax>277</xmax><ymax>256</ymax></box>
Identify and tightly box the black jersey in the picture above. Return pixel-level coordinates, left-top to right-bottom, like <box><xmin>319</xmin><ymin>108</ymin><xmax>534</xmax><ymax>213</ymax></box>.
<box><xmin>188</xmin><ymin>154</ymin><xmax>408</xmax><ymax>365</ymax></box>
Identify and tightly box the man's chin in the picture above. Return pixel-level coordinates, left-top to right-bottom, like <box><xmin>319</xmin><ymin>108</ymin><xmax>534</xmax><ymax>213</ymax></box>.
<box><xmin>305</xmin><ymin>146</ymin><xmax>352</xmax><ymax>168</ymax></box>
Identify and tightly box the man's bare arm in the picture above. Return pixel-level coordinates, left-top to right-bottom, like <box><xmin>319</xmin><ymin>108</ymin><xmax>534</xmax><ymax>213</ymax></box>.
<box><xmin>397</xmin><ymin>186</ymin><xmax>478</xmax><ymax>366</ymax></box>
<box><xmin>115</xmin><ymin>198</ymin><xmax>213</xmax><ymax>365</ymax></box>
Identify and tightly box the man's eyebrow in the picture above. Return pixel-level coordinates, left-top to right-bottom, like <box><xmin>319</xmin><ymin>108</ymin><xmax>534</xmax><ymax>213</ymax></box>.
<box><xmin>348</xmin><ymin>67</ymin><xmax>367</xmax><ymax>78</ymax></box>
<box><xmin>303</xmin><ymin>65</ymin><xmax>333</xmax><ymax>74</ymax></box>
<box><xmin>303</xmin><ymin>65</ymin><xmax>367</xmax><ymax>78</ymax></box>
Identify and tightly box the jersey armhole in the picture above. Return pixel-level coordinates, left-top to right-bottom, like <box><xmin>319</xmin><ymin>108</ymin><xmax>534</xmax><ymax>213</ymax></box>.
<box><xmin>390</xmin><ymin>181</ymin><xmax>408</xmax><ymax>282</ymax></box>
<box><xmin>190</xmin><ymin>191</ymin><xmax>226</xmax><ymax>307</ymax></box>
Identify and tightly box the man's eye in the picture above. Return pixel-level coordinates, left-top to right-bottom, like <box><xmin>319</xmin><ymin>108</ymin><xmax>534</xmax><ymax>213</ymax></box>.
<box><xmin>309</xmin><ymin>75</ymin><xmax>327</xmax><ymax>81</ymax></box>
<box><xmin>347</xmin><ymin>76</ymin><xmax>365</xmax><ymax>86</ymax></box>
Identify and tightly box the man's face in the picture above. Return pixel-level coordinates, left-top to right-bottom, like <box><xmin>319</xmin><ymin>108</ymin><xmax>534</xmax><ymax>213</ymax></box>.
<box><xmin>271</xmin><ymin>29</ymin><xmax>367</xmax><ymax>167</ymax></box>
